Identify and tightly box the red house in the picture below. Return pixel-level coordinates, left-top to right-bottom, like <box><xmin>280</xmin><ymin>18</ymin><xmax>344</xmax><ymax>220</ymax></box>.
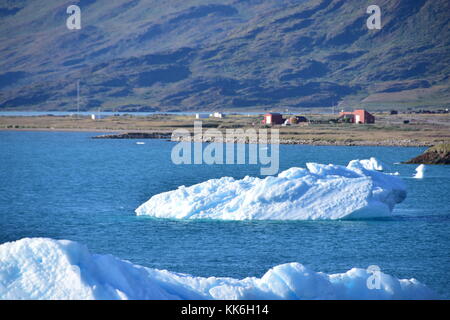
<box><xmin>339</xmin><ymin>109</ymin><xmax>375</xmax><ymax>124</ymax></box>
<box><xmin>262</xmin><ymin>113</ymin><xmax>284</xmax><ymax>125</ymax></box>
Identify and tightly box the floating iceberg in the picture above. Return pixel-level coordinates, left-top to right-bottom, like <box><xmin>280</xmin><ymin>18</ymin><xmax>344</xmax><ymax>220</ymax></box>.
<box><xmin>359</xmin><ymin>157</ymin><xmax>384</xmax><ymax>171</ymax></box>
<box><xmin>136</xmin><ymin>159</ymin><xmax>407</xmax><ymax>220</ymax></box>
<box><xmin>414</xmin><ymin>164</ymin><xmax>426</xmax><ymax>179</ymax></box>
<box><xmin>0</xmin><ymin>238</ymin><xmax>435</xmax><ymax>300</ymax></box>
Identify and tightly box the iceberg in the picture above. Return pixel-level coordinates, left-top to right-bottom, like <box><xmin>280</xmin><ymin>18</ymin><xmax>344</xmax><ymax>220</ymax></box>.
<box><xmin>136</xmin><ymin>159</ymin><xmax>407</xmax><ymax>220</ymax></box>
<box><xmin>413</xmin><ymin>164</ymin><xmax>426</xmax><ymax>179</ymax></box>
<box><xmin>358</xmin><ymin>157</ymin><xmax>384</xmax><ymax>171</ymax></box>
<box><xmin>0</xmin><ymin>238</ymin><xmax>435</xmax><ymax>300</ymax></box>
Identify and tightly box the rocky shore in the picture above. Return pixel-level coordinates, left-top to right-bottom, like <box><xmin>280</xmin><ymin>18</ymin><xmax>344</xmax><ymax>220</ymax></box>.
<box><xmin>92</xmin><ymin>132</ymin><xmax>172</xmax><ymax>140</ymax></box>
<box><xmin>404</xmin><ymin>143</ymin><xmax>450</xmax><ymax>164</ymax></box>
<box><xmin>92</xmin><ymin>132</ymin><xmax>439</xmax><ymax>147</ymax></box>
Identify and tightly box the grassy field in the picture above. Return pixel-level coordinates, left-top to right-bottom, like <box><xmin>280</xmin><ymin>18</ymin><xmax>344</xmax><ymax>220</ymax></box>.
<box><xmin>0</xmin><ymin>113</ymin><xmax>449</xmax><ymax>146</ymax></box>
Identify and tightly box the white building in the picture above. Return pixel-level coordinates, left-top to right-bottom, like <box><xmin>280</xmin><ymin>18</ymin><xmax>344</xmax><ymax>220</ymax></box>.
<box><xmin>211</xmin><ymin>112</ymin><xmax>224</xmax><ymax>118</ymax></box>
<box><xmin>91</xmin><ymin>114</ymin><xmax>106</xmax><ymax>120</ymax></box>
<box><xmin>195</xmin><ymin>113</ymin><xmax>209</xmax><ymax>119</ymax></box>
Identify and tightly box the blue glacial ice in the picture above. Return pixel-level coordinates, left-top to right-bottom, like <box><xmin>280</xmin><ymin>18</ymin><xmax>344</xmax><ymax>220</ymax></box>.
<box><xmin>0</xmin><ymin>238</ymin><xmax>435</xmax><ymax>300</ymax></box>
<box><xmin>135</xmin><ymin>158</ymin><xmax>407</xmax><ymax>220</ymax></box>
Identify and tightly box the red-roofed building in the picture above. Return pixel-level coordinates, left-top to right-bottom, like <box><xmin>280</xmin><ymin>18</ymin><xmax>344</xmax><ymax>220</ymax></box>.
<box><xmin>262</xmin><ymin>113</ymin><xmax>284</xmax><ymax>125</ymax></box>
<box><xmin>339</xmin><ymin>109</ymin><xmax>375</xmax><ymax>124</ymax></box>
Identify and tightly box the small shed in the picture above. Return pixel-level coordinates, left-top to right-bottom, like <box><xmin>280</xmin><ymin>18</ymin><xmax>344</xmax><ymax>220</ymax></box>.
<box><xmin>91</xmin><ymin>114</ymin><xmax>106</xmax><ymax>120</ymax></box>
<box><xmin>262</xmin><ymin>113</ymin><xmax>284</xmax><ymax>125</ymax></box>
<box><xmin>288</xmin><ymin>116</ymin><xmax>308</xmax><ymax>124</ymax></box>
<box><xmin>195</xmin><ymin>113</ymin><xmax>209</xmax><ymax>119</ymax></box>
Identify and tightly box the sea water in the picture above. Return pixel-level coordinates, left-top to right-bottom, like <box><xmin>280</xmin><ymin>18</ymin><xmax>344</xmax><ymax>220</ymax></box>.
<box><xmin>0</xmin><ymin>131</ymin><xmax>448</xmax><ymax>298</ymax></box>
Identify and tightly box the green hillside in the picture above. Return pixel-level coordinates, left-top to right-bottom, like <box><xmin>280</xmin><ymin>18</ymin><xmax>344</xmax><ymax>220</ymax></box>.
<box><xmin>0</xmin><ymin>0</ymin><xmax>449</xmax><ymax>111</ymax></box>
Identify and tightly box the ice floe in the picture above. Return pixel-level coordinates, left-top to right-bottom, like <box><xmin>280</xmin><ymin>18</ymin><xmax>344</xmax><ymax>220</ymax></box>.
<box><xmin>0</xmin><ymin>238</ymin><xmax>436</xmax><ymax>300</ymax></box>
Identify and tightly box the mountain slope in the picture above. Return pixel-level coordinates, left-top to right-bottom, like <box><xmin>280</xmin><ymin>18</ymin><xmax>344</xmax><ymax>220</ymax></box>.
<box><xmin>0</xmin><ymin>0</ymin><xmax>448</xmax><ymax>111</ymax></box>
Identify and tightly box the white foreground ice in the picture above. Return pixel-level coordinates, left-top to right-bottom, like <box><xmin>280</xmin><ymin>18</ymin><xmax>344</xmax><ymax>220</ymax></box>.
<box><xmin>136</xmin><ymin>158</ymin><xmax>406</xmax><ymax>220</ymax></box>
<box><xmin>0</xmin><ymin>238</ymin><xmax>435</xmax><ymax>300</ymax></box>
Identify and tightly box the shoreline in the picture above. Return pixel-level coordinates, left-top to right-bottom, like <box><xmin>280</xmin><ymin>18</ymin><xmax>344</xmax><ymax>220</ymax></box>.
<box><xmin>1</xmin><ymin>113</ymin><xmax>448</xmax><ymax>147</ymax></box>
<box><xmin>0</xmin><ymin>127</ymin><xmax>435</xmax><ymax>147</ymax></box>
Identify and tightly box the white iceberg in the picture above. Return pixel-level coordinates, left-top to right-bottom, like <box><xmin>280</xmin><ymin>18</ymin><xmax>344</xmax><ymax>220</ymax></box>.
<box><xmin>413</xmin><ymin>164</ymin><xmax>426</xmax><ymax>179</ymax></box>
<box><xmin>359</xmin><ymin>157</ymin><xmax>384</xmax><ymax>171</ymax></box>
<box><xmin>0</xmin><ymin>238</ymin><xmax>435</xmax><ymax>300</ymax></box>
<box><xmin>136</xmin><ymin>159</ymin><xmax>407</xmax><ymax>220</ymax></box>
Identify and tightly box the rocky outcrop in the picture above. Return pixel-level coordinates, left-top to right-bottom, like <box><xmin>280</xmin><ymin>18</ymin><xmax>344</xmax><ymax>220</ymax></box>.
<box><xmin>404</xmin><ymin>143</ymin><xmax>450</xmax><ymax>164</ymax></box>
<box><xmin>92</xmin><ymin>132</ymin><xmax>172</xmax><ymax>139</ymax></box>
